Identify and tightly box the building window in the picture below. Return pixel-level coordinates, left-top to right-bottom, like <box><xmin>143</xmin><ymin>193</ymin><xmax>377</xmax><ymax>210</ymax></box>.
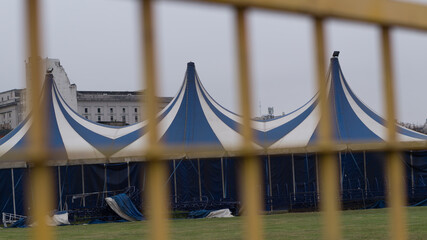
<box><xmin>135</xmin><ymin>116</ymin><xmax>138</xmax><ymax>122</ymax></box>
<box><xmin>98</xmin><ymin>116</ymin><xmax>101</xmax><ymax>121</ymax></box>
<box><xmin>97</xmin><ymin>108</ymin><xmax>101</xmax><ymax>113</ymax></box>
<box><xmin>110</xmin><ymin>116</ymin><xmax>114</xmax><ymax>121</ymax></box>
<box><xmin>122</xmin><ymin>108</ymin><xmax>126</xmax><ymax>113</ymax></box>
<box><xmin>122</xmin><ymin>116</ymin><xmax>126</xmax><ymax>122</ymax></box>
<box><xmin>84</xmin><ymin>108</ymin><xmax>88</xmax><ymax>113</ymax></box>
<box><xmin>110</xmin><ymin>108</ymin><xmax>113</xmax><ymax>113</ymax></box>
<box><xmin>134</xmin><ymin>108</ymin><xmax>137</xmax><ymax>113</ymax></box>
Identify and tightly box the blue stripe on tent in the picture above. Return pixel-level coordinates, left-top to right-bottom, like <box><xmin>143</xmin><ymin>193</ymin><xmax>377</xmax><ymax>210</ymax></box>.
<box><xmin>0</xmin><ymin>118</ymin><xmax>29</xmax><ymax>145</ymax></box>
<box><xmin>329</xmin><ymin>59</ymin><xmax>382</xmax><ymax>141</ymax></box>
<box><xmin>46</xmin><ymin>77</ymin><xmax>67</xmax><ymax>158</ymax></box>
<box><xmin>0</xmin><ymin>75</ymin><xmax>67</xmax><ymax>159</ymax></box>
<box><xmin>161</xmin><ymin>63</ymin><xmax>221</xmax><ymax>146</ymax></box>
<box><xmin>334</xmin><ymin>58</ymin><xmax>427</xmax><ymax>140</ymax></box>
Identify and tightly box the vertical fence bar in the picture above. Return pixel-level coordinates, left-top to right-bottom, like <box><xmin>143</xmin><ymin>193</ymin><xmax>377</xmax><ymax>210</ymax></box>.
<box><xmin>235</xmin><ymin>7</ymin><xmax>263</xmax><ymax>240</ymax></box>
<box><xmin>26</xmin><ymin>0</ymin><xmax>55</xmax><ymax>240</ymax></box>
<box><xmin>381</xmin><ymin>26</ymin><xmax>407</xmax><ymax>240</ymax></box>
<box><xmin>140</xmin><ymin>0</ymin><xmax>169</xmax><ymax>240</ymax></box>
<box><xmin>314</xmin><ymin>17</ymin><xmax>341</xmax><ymax>240</ymax></box>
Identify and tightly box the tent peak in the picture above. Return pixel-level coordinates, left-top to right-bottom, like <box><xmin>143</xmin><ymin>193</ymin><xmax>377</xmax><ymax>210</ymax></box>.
<box><xmin>332</xmin><ymin>51</ymin><xmax>340</xmax><ymax>58</ymax></box>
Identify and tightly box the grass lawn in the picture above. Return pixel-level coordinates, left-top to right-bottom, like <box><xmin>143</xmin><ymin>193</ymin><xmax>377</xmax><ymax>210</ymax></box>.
<box><xmin>1</xmin><ymin>207</ymin><xmax>427</xmax><ymax>240</ymax></box>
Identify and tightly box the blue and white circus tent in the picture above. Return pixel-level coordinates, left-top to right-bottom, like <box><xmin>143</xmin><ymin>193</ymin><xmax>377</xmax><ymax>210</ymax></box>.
<box><xmin>269</xmin><ymin>55</ymin><xmax>427</xmax><ymax>149</ymax></box>
<box><xmin>0</xmin><ymin>73</ymin><xmax>147</xmax><ymax>167</ymax></box>
<box><xmin>112</xmin><ymin>58</ymin><xmax>427</xmax><ymax>160</ymax></box>
<box><xmin>0</xmin><ymin>54</ymin><xmax>426</xmax><ymax>216</ymax></box>
<box><xmin>1</xmin><ymin>57</ymin><xmax>425</xmax><ymax>166</ymax></box>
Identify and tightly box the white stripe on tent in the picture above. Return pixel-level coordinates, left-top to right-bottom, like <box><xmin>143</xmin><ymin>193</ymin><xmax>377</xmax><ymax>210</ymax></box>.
<box><xmin>196</xmin><ymin>81</ymin><xmax>262</xmax><ymax>151</ymax></box>
<box><xmin>269</xmin><ymin>104</ymin><xmax>320</xmax><ymax>148</ymax></box>
<box><xmin>198</xmin><ymin>75</ymin><xmax>319</xmax><ymax>132</ymax></box>
<box><xmin>0</xmin><ymin>119</ymin><xmax>31</xmax><ymax>159</ymax></box>
<box><xmin>111</xmin><ymin>78</ymin><xmax>187</xmax><ymax>158</ymax></box>
<box><xmin>339</xmin><ymin>72</ymin><xmax>421</xmax><ymax>142</ymax></box>
<box><xmin>53</xmin><ymin>91</ymin><xmax>105</xmax><ymax>160</ymax></box>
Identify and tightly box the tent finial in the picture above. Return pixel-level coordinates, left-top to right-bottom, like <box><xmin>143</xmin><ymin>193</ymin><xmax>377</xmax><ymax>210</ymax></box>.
<box><xmin>333</xmin><ymin>51</ymin><xmax>340</xmax><ymax>57</ymax></box>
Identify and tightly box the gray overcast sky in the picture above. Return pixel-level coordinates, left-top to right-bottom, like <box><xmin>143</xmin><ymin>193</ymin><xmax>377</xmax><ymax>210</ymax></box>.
<box><xmin>1</xmin><ymin>0</ymin><xmax>426</xmax><ymax>124</ymax></box>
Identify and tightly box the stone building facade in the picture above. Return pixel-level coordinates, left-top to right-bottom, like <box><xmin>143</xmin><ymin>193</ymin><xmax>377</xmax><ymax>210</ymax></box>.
<box><xmin>0</xmin><ymin>58</ymin><xmax>171</xmax><ymax>130</ymax></box>
<box><xmin>0</xmin><ymin>89</ymin><xmax>25</xmax><ymax>130</ymax></box>
<box><xmin>77</xmin><ymin>91</ymin><xmax>171</xmax><ymax>125</ymax></box>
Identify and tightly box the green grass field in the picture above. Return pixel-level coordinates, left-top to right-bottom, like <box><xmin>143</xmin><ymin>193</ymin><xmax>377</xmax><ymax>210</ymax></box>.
<box><xmin>1</xmin><ymin>207</ymin><xmax>427</xmax><ymax>240</ymax></box>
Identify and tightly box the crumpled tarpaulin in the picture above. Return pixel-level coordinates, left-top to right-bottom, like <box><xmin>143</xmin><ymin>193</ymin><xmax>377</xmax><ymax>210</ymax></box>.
<box><xmin>105</xmin><ymin>193</ymin><xmax>143</xmax><ymax>221</ymax></box>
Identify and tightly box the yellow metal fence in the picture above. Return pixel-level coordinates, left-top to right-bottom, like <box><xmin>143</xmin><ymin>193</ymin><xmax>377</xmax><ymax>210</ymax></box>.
<box><xmin>22</xmin><ymin>0</ymin><xmax>427</xmax><ymax>239</ymax></box>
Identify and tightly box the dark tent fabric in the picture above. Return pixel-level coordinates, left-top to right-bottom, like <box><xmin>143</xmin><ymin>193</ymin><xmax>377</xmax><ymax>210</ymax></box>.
<box><xmin>411</xmin><ymin>198</ymin><xmax>427</xmax><ymax>207</ymax></box>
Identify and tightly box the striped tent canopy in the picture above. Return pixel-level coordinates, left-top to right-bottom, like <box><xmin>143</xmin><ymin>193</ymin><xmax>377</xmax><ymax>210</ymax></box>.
<box><xmin>269</xmin><ymin>55</ymin><xmax>427</xmax><ymax>150</ymax></box>
<box><xmin>0</xmin><ymin>74</ymin><xmax>144</xmax><ymax>167</ymax></box>
<box><xmin>0</xmin><ymin>55</ymin><xmax>426</xmax><ymax>167</ymax></box>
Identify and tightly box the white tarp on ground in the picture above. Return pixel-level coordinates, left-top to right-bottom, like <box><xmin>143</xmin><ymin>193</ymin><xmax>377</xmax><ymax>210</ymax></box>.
<box><xmin>49</xmin><ymin>211</ymin><xmax>70</xmax><ymax>226</ymax></box>
<box><xmin>105</xmin><ymin>197</ymin><xmax>134</xmax><ymax>222</ymax></box>
<box><xmin>29</xmin><ymin>212</ymin><xmax>70</xmax><ymax>227</ymax></box>
<box><xmin>205</xmin><ymin>209</ymin><xmax>233</xmax><ymax>218</ymax></box>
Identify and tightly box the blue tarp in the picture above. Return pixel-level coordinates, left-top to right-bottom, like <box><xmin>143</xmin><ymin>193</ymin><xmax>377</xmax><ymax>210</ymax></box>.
<box><xmin>188</xmin><ymin>210</ymin><xmax>212</xmax><ymax>219</ymax></box>
<box><xmin>109</xmin><ymin>193</ymin><xmax>143</xmax><ymax>221</ymax></box>
<box><xmin>9</xmin><ymin>218</ymin><xmax>27</xmax><ymax>228</ymax></box>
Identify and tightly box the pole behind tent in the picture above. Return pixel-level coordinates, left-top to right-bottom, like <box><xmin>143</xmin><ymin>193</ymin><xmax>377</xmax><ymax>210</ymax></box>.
<box><xmin>57</xmin><ymin>166</ymin><xmax>62</xmax><ymax>211</ymax></box>
<box><xmin>291</xmin><ymin>153</ymin><xmax>296</xmax><ymax>200</ymax></box>
<box><xmin>11</xmin><ymin>168</ymin><xmax>16</xmax><ymax>217</ymax></box>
